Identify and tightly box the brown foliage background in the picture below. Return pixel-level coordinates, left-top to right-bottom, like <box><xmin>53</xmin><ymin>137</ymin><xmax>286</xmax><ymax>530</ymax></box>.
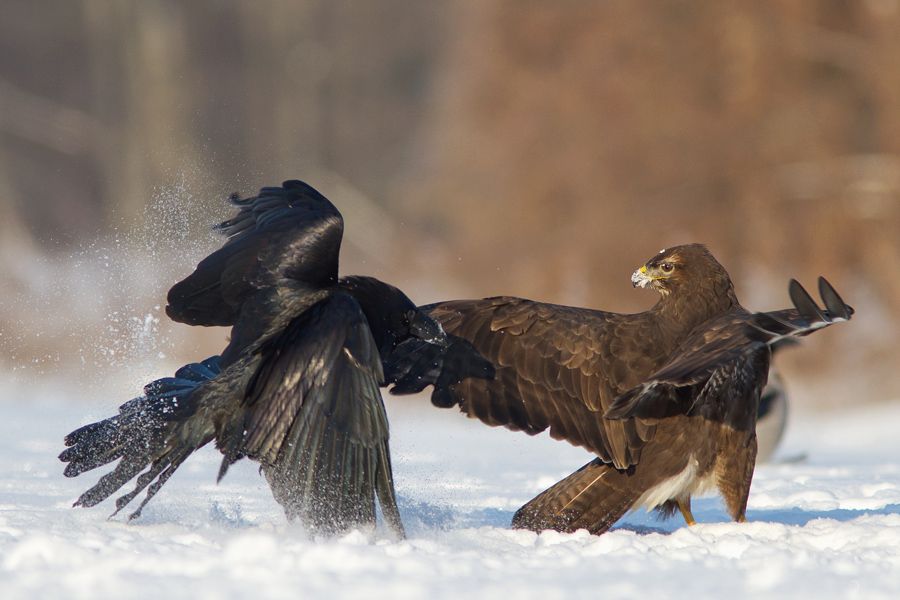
<box><xmin>1</xmin><ymin>1</ymin><xmax>898</xmax><ymax>406</ymax></box>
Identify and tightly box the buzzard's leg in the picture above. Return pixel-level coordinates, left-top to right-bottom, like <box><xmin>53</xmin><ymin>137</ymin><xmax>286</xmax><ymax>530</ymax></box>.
<box><xmin>677</xmin><ymin>498</ymin><xmax>696</xmax><ymax>525</ymax></box>
<box><xmin>716</xmin><ymin>431</ymin><xmax>757</xmax><ymax>523</ymax></box>
<box><xmin>512</xmin><ymin>459</ymin><xmax>639</xmax><ymax>535</ymax></box>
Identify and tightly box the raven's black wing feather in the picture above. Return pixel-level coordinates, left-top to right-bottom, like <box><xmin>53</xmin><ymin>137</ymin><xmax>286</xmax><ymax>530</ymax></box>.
<box><xmin>222</xmin><ymin>292</ymin><xmax>404</xmax><ymax>536</ymax></box>
<box><xmin>166</xmin><ymin>180</ymin><xmax>344</xmax><ymax>327</ymax></box>
<box><xmin>59</xmin><ymin>356</ymin><xmax>221</xmax><ymax>515</ymax></box>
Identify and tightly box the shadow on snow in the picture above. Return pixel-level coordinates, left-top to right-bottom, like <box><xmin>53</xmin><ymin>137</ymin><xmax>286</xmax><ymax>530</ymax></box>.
<box><xmin>398</xmin><ymin>495</ymin><xmax>900</xmax><ymax>537</ymax></box>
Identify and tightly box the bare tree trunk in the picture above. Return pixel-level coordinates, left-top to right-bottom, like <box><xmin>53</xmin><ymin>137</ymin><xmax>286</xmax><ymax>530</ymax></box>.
<box><xmin>83</xmin><ymin>0</ymin><xmax>205</xmax><ymax>229</ymax></box>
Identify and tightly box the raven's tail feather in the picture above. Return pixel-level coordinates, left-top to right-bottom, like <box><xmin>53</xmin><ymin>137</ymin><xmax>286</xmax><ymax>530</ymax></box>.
<box><xmin>59</xmin><ymin>356</ymin><xmax>222</xmax><ymax>518</ymax></box>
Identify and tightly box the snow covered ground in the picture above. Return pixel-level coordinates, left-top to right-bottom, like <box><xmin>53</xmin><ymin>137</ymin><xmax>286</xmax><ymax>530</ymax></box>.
<box><xmin>2</xmin><ymin>382</ymin><xmax>900</xmax><ymax>600</ymax></box>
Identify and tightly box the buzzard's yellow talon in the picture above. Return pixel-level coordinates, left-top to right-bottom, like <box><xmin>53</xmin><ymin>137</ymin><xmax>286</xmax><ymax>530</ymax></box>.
<box><xmin>678</xmin><ymin>499</ymin><xmax>696</xmax><ymax>526</ymax></box>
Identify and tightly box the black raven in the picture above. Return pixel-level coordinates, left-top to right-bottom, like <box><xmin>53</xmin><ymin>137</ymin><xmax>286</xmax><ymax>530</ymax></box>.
<box><xmin>60</xmin><ymin>180</ymin><xmax>492</xmax><ymax>536</ymax></box>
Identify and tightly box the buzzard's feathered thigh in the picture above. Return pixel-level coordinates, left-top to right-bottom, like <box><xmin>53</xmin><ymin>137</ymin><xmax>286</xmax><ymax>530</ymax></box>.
<box><xmin>513</xmin><ymin>416</ymin><xmax>757</xmax><ymax>535</ymax></box>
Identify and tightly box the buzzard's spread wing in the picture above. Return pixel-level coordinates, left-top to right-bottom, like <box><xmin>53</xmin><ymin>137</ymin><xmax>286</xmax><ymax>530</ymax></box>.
<box><xmin>167</xmin><ymin>180</ymin><xmax>344</xmax><ymax>327</ymax></box>
<box><xmin>605</xmin><ymin>317</ymin><xmax>771</xmax><ymax>432</ymax></box>
<box><xmin>606</xmin><ymin>278</ymin><xmax>853</xmax><ymax>427</ymax></box>
<box><xmin>753</xmin><ymin>277</ymin><xmax>854</xmax><ymax>339</ymax></box>
<box><xmin>423</xmin><ymin>298</ymin><xmax>669</xmax><ymax>469</ymax></box>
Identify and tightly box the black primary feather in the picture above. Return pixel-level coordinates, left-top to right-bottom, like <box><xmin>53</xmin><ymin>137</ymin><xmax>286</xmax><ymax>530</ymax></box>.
<box><xmin>60</xmin><ymin>356</ymin><xmax>221</xmax><ymax>514</ymax></box>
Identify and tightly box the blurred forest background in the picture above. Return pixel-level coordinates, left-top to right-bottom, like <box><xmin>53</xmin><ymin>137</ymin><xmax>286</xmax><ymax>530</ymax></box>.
<box><xmin>1</xmin><ymin>0</ymin><xmax>898</xmax><ymax>407</ymax></box>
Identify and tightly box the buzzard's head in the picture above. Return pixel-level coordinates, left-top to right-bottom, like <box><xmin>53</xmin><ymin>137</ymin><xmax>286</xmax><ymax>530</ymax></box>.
<box><xmin>631</xmin><ymin>244</ymin><xmax>733</xmax><ymax>297</ymax></box>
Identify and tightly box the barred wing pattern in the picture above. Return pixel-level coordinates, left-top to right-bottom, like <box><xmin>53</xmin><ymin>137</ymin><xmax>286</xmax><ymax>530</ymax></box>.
<box><xmin>424</xmin><ymin>298</ymin><xmax>669</xmax><ymax>469</ymax></box>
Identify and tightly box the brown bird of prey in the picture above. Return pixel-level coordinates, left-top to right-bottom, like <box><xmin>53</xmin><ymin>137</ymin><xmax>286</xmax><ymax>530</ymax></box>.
<box><xmin>59</xmin><ymin>180</ymin><xmax>491</xmax><ymax>536</ymax></box>
<box><xmin>387</xmin><ymin>244</ymin><xmax>852</xmax><ymax>534</ymax></box>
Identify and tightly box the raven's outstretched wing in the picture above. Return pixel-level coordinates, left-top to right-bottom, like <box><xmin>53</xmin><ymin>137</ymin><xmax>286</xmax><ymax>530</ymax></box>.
<box><xmin>219</xmin><ymin>292</ymin><xmax>404</xmax><ymax>536</ymax></box>
<box><xmin>59</xmin><ymin>357</ymin><xmax>221</xmax><ymax>517</ymax></box>
<box><xmin>166</xmin><ymin>180</ymin><xmax>344</xmax><ymax>327</ymax></box>
<box><xmin>61</xmin><ymin>293</ymin><xmax>404</xmax><ymax>536</ymax></box>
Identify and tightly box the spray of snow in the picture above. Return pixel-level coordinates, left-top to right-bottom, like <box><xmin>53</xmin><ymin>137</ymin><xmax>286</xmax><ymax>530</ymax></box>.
<box><xmin>0</xmin><ymin>175</ymin><xmax>231</xmax><ymax>399</ymax></box>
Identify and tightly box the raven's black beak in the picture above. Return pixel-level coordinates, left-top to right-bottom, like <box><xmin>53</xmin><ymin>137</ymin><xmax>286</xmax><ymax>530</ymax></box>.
<box><xmin>407</xmin><ymin>311</ymin><xmax>449</xmax><ymax>347</ymax></box>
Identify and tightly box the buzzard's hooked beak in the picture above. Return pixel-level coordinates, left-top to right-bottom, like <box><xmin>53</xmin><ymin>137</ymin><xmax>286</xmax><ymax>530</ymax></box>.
<box><xmin>632</xmin><ymin>265</ymin><xmax>652</xmax><ymax>289</ymax></box>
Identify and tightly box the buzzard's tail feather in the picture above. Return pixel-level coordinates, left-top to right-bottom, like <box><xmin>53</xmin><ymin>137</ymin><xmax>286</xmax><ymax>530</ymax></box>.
<box><xmin>512</xmin><ymin>459</ymin><xmax>639</xmax><ymax>535</ymax></box>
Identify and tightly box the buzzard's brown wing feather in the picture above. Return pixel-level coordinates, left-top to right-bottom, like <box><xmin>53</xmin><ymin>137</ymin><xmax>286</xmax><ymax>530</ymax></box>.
<box><xmin>607</xmin><ymin>279</ymin><xmax>854</xmax><ymax>427</ymax></box>
<box><xmin>426</xmin><ymin>298</ymin><xmax>665</xmax><ymax>469</ymax></box>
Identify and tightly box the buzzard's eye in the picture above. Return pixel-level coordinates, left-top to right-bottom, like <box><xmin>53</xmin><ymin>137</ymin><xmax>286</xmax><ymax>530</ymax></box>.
<box><xmin>661</xmin><ymin>263</ymin><xmax>674</xmax><ymax>273</ymax></box>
